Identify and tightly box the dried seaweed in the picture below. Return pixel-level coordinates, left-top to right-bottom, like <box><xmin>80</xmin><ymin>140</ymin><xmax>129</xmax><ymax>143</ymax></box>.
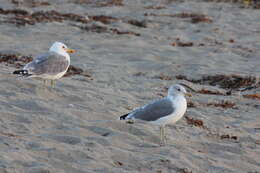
<box><xmin>172</xmin><ymin>41</ymin><xmax>193</xmax><ymax>47</ymax></box>
<box><xmin>70</xmin><ymin>0</ymin><xmax>123</xmax><ymax>7</ymax></box>
<box><xmin>171</xmin><ymin>38</ymin><xmax>209</xmax><ymax>47</ymax></box>
<box><xmin>64</xmin><ymin>65</ymin><xmax>93</xmax><ymax>79</ymax></box>
<box><xmin>77</xmin><ymin>24</ymin><xmax>140</xmax><ymax>36</ymax></box>
<box><xmin>197</xmin><ymin>88</ymin><xmax>225</xmax><ymax>95</ymax></box>
<box><xmin>110</xmin><ymin>28</ymin><xmax>140</xmax><ymax>36</ymax></box>
<box><xmin>206</xmin><ymin>101</ymin><xmax>236</xmax><ymax>109</ymax></box>
<box><xmin>176</xmin><ymin>74</ymin><xmax>259</xmax><ymax>90</ymax></box>
<box><xmin>0</xmin><ymin>53</ymin><xmax>33</xmax><ymax>68</ymax></box>
<box><xmin>229</xmin><ymin>39</ymin><xmax>235</xmax><ymax>43</ymax></box>
<box><xmin>154</xmin><ymin>73</ymin><xmax>173</xmax><ymax>80</ymax></box>
<box><xmin>243</xmin><ymin>93</ymin><xmax>260</xmax><ymax>100</ymax></box>
<box><xmin>0</xmin><ymin>8</ymin><xmax>144</xmax><ymax>33</ymax></box>
<box><xmin>0</xmin><ymin>9</ymin><xmax>90</xmax><ymax>26</ymax></box>
<box><xmin>207</xmin><ymin>131</ymin><xmax>239</xmax><ymax>142</ymax></box>
<box><xmin>144</xmin><ymin>6</ymin><xmax>166</xmax><ymax>10</ymax></box>
<box><xmin>90</xmin><ymin>15</ymin><xmax>118</xmax><ymax>24</ymax></box>
<box><xmin>144</xmin><ymin>12</ymin><xmax>212</xmax><ymax>24</ymax></box>
<box><xmin>114</xmin><ymin>161</ymin><xmax>123</xmax><ymax>166</ymax></box>
<box><xmin>187</xmin><ymin>101</ymin><xmax>197</xmax><ymax>108</ymax></box>
<box><xmin>220</xmin><ymin>134</ymin><xmax>238</xmax><ymax>140</ymax></box>
<box><xmin>133</xmin><ymin>72</ymin><xmax>147</xmax><ymax>77</ymax></box>
<box><xmin>127</xmin><ymin>19</ymin><xmax>147</xmax><ymax>28</ymax></box>
<box><xmin>255</xmin><ymin>140</ymin><xmax>260</xmax><ymax>145</ymax></box>
<box><xmin>0</xmin><ymin>131</ymin><xmax>21</xmax><ymax>138</ymax></box>
<box><xmin>191</xmin><ymin>16</ymin><xmax>212</xmax><ymax>24</ymax></box>
<box><xmin>0</xmin><ymin>8</ymin><xmax>29</xmax><ymax>15</ymax></box>
<box><xmin>201</xmin><ymin>0</ymin><xmax>260</xmax><ymax>9</ymax></box>
<box><xmin>11</xmin><ymin>0</ymin><xmax>50</xmax><ymax>8</ymax></box>
<box><xmin>185</xmin><ymin>116</ymin><xmax>205</xmax><ymax>128</ymax></box>
<box><xmin>0</xmin><ymin>9</ymin><xmax>99</xmax><ymax>26</ymax></box>
<box><xmin>177</xmin><ymin>168</ymin><xmax>192</xmax><ymax>173</ymax></box>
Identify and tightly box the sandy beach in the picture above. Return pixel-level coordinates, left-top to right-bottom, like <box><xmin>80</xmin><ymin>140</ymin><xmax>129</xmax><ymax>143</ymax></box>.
<box><xmin>0</xmin><ymin>0</ymin><xmax>260</xmax><ymax>172</ymax></box>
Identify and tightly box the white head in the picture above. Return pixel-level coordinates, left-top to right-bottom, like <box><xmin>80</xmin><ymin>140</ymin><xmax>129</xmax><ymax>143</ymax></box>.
<box><xmin>168</xmin><ymin>84</ymin><xmax>190</xmax><ymax>97</ymax></box>
<box><xmin>49</xmin><ymin>42</ymin><xmax>75</xmax><ymax>56</ymax></box>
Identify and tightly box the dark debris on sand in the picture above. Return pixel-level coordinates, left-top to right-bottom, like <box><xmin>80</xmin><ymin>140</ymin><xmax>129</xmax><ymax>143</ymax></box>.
<box><xmin>206</xmin><ymin>100</ymin><xmax>236</xmax><ymax>109</ymax></box>
<box><xmin>188</xmin><ymin>100</ymin><xmax>236</xmax><ymax>109</ymax></box>
<box><xmin>11</xmin><ymin>0</ymin><xmax>51</xmax><ymax>8</ymax></box>
<box><xmin>0</xmin><ymin>8</ymin><xmax>145</xmax><ymax>27</ymax></box>
<box><xmin>77</xmin><ymin>24</ymin><xmax>140</xmax><ymax>36</ymax></box>
<box><xmin>185</xmin><ymin>116</ymin><xmax>205</xmax><ymax>129</ymax></box>
<box><xmin>0</xmin><ymin>53</ymin><xmax>33</xmax><ymax>68</ymax></box>
<box><xmin>0</xmin><ymin>8</ymin><xmax>144</xmax><ymax>35</ymax></box>
<box><xmin>187</xmin><ymin>101</ymin><xmax>197</xmax><ymax>108</ymax></box>
<box><xmin>201</xmin><ymin>0</ymin><xmax>260</xmax><ymax>9</ymax></box>
<box><xmin>243</xmin><ymin>93</ymin><xmax>260</xmax><ymax>100</ymax></box>
<box><xmin>144</xmin><ymin>12</ymin><xmax>212</xmax><ymax>24</ymax></box>
<box><xmin>69</xmin><ymin>0</ymin><xmax>123</xmax><ymax>7</ymax></box>
<box><xmin>90</xmin><ymin>15</ymin><xmax>118</xmax><ymax>24</ymax></box>
<box><xmin>64</xmin><ymin>65</ymin><xmax>93</xmax><ymax>79</ymax></box>
<box><xmin>176</xmin><ymin>168</ymin><xmax>193</xmax><ymax>173</ymax></box>
<box><xmin>176</xmin><ymin>74</ymin><xmax>259</xmax><ymax>90</ymax></box>
<box><xmin>171</xmin><ymin>38</ymin><xmax>209</xmax><ymax>47</ymax></box>
<box><xmin>114</xmin><ymin>161</ymin><xmax>124</xmax><ymax>167</ymax></box>
<box><xmin>144</xmin><ymin>5</ymin><xmax>166</xmax><ymax>10</ymax></box>
<box><xmin>0</xmin><ymin>131</ymin><xmax>21</xmax><ymax>138</ymax></box>
<box><xmin>154</xmin><ymin>73</ymin><xmax>174</xmax><ymax>81</ymax></box>
<box><xmin>207</xmin><ymin>131</ymin><xmax>239</xmax><ymax>142</ymax></box>
<box><xmin>171</xmin><ymin>40</ymin><xmax>194</xmax><ymax>47</ymax></box>
<box><xmin>220</xmin><ymin>134</ymin><xmax>238</xmax><ymax>141</ymax></box>
<box><xmin>127</xmin><ymin>19</ymin><xmax>147</xmax><ymax>28</ymax></box>
<box><xmin>0</xmin><ymin>9</ymin><xmax>90</xmax><ymax>26</ymax></box>
<box><xmin>197</xmin><ymin>88</ymin><xmax>226</xmax><ymax>95</ymax></box>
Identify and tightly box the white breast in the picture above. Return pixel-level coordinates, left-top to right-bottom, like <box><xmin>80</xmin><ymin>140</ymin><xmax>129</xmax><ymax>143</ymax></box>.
<box><xmin>151</xmin><ymin>95</ymin><xmax>187</xmax><ymax>126</ymax></box>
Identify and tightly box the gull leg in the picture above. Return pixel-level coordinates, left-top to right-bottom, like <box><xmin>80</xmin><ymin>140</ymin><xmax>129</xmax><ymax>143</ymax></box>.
<box><xmin>163</xmin><ymin>126</ymin><xmax>167</xmax><ymax>145</ymax></box>
<box><xmin>43</xmin><ymin>80</ymin><xmax>47</xmax><ymax>86</ymax></box>
<box><xmin>51</xmin><ymin>80</ymin><xmax>56</xmax><ymax>88</ymax></box>
<box><xmin>159</xmin><ymin>126</ymin><xmax>164</xmax><ymax>146</ymax></box>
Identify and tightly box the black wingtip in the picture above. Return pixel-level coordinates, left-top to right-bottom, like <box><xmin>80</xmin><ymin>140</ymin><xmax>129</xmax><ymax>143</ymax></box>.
<box><xmin>13</xmin><ymin>70</ymin><xmax>30</xmax><ymax>76</ymax></box>
<box><xmin>119</xmin><ymin>113</ymin><xmax>129</xmax><ymax>120</ymax></box>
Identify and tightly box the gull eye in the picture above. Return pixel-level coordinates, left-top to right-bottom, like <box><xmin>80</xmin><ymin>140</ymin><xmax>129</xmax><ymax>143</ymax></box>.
<box><xmin>177</xmin><ymin>88</ymin><xmax>181</xmax><ymax>91</ymax></box>
<box><xmin>62</xmin><ymin>46</ymin><xmax>65</xmax><ymax>49</ymax></box>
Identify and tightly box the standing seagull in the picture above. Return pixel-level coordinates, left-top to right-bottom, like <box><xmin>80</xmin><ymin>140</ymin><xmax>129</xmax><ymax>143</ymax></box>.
<box><xmin>120</xmin><ymin>84</ymin><xmax>191</xmax><ymax>145</ymax></box>
<box><xmin>13</xmin><ymin>42</ymin><xmax>75</xmax><ymax>87</ymax></box>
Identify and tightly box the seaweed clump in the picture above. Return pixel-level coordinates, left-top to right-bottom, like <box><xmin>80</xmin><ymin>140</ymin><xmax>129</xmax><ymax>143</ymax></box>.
<box><xmin>0</xmin><ymin>54</ymin><xmax>33</xmax><ymax>68</ymax></box>
<box><xmin>185</xmin><ymin>116</ymin><xmax>205</xmax><ymax>128</ymax></box>
<box><xmin>176</xmin><ymin>74</ymin><xmax>258</xmax><ymax>90</ymax></box>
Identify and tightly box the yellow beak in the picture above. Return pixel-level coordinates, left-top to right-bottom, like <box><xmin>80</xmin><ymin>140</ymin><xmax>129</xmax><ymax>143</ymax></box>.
<box><xmin>185</xmin><ymin>93</ymin><xmax>192</xmax><ymax>97</ymax></box>
<box><xmin>66</xmin><ymin>48</ymin><xmax>75</xmax><ymax>53</ymax></box>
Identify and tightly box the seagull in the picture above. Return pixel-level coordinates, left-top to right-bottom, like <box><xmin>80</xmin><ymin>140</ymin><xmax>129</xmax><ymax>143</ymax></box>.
<box><xmin>120</xmin><ymin>84</ymin><xmax>191</xmax><ymax>145</ymax></box>
<box><xmin>13</xmin><ymin>42</ymin><xmax>75</xmax><ymax>87</ymax></box>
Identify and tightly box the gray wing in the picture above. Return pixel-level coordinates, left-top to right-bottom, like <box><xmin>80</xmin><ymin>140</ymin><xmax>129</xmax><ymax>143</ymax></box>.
<box><xmin>127</xmin><ymin>98</ymin><xmax>174</xmax><ymax>121</ymax></box>
<box><xmin>24</xmin><ymin>52</ymin><xmax>69</xmax><ymax>75</ymax></box>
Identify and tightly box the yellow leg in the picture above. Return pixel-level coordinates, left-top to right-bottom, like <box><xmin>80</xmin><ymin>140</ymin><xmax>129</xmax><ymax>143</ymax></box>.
<box><xmin>163</xmin><ymin>126</ymin><xmax>167</xmax><ymax>145</ymax></box>
<box><xmin>160</xmin><ymin>126</ymin><xmax>167</xmax><ymax>146</ymax></box>
<box><xmin>43</xmin><ymin>80</ymin><xmax>47</xmax><ymax>86</ymax></box>
<box><xmin>160</xmin><ymin>126</ymin><xmax>164</xmax><ymax>146</ymax></box>
<box><xmin>51</xmin><ymin>80</ymin><xmax>55</xmax><ymax>88</ymax></box>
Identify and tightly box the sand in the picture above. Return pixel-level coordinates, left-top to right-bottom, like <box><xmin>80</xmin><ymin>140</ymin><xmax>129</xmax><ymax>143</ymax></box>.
<box><xmin>0</xmin><ymin>0</ymin><xmax>259</xmax><ymax>172</ymax></box>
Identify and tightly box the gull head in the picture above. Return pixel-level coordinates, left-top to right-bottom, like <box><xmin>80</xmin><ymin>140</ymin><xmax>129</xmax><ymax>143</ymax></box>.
<box><xmin>168</xmin><ymin>84</ymin><xmax>192</xmax><ymax>97</ymax></box>
<box><xmin>49</xmin><ymin>42</ymin><xmax>75</xmax><ymax>56</ymax></box>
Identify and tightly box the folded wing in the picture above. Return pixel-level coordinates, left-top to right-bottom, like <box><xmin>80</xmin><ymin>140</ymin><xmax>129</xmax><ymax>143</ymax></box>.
<box><xmin>24</xmin><ymin>52</ymin><xmax>69</xmax><ymax>76</ymax></box>
<box><xmin>122</xmin><ymin>98</ymin><xmax>174</xmax><ymax>122</ymax></box>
